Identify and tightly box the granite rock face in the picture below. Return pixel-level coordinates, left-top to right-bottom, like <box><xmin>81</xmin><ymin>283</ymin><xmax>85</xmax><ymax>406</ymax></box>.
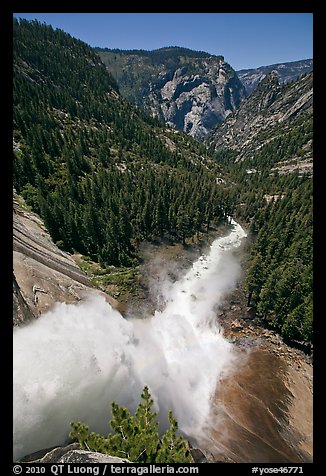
<box><xmin>13</xmin><ymin>273</ymin><xmax>37</xmax><ymax>325</ymax></box>
<box><xmin>208</xmin><ymin>71</ymin><xmax>313</xmax><ymax>175</ymax></box>
<box><xmin>237</xmin><ymin>58</ymin><xmax>313</xmax><ymax>95</ymax></box>
<box><xmin>155</xmin><ymin>60</ymin><xmax>245</xmax><ymax>139</ymax></box>
<box><xmin>97</xmin><ymin>47</ymin><xmax>246</xmax><ymax>140</ymax></box>
<box><xmin>22</xmin><ymin>443</ymin><xmax>130</xmax><ymax>463</ymax></box>
<box><xmin>13</xmin><ymin>192</ymin><xmax>123</xmax><ymax>325</ymax></box>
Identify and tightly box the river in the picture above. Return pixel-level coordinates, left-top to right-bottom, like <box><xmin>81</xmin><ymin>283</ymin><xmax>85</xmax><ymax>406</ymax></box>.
<box><xmin>13</xmin><ymin>220</ymin><xmax>312</xmax><ymax>462</ymax></box>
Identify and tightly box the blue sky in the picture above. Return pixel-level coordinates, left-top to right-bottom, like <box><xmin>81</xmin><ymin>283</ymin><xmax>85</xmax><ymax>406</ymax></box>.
<box><xmin>13</xmin><ymin>13</ymin><xmax>313</xmax><ymax>70</ymax></box>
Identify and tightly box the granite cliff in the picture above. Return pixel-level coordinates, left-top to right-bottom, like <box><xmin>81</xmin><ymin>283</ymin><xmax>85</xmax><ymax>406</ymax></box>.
<box><xmin>237</xmin><ymin>58</ymin><xmax>313</xmax><ymax>95</ymax></box>
<box><xmin>97</xmin><ymin>47</ymin><xmax>246</xmax><ymax>140</ymax></box>
<box><xmin>13</xmin><ymin>192</ymin><xmax>122</xmax><ymax>326</ymax></box>
<box><xmin>208</xmin><ymin>71</ymin><xmax>313</xmax><ymax>175</ymax></box>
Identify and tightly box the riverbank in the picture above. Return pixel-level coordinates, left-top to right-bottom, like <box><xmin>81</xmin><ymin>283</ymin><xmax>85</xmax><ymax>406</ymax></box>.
<box><xmin>203</xmin><ymin>280</ymin><xmax>313</xmax><ymax>463</ymax></box>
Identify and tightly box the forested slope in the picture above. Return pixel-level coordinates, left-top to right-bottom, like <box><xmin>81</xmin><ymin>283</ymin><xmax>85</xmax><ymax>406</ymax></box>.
<box><xmin>209</xmin><ymin>72</ymin><xmax>313</xmax><ymax>344</ymax></box>
<box><xmin>13</xmin><ymin>19</ymin><xmax>313</xmax><ymax>345</ymax></box>
<box><xmin>13</xmin><ymin>19</ymin><xmax>234</xmax><ymax>268</ymax></box>
<box><xmin>96</xmin><ymin>46</ymin><xmax>246</xmax><ymax>139</ymax></box>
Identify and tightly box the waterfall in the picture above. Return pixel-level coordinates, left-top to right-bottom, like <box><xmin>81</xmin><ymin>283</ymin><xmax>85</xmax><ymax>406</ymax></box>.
<box><xmin>13</xmin><ymin>220</ymin><xmax>247</xmax><ymax>460</ymax></box>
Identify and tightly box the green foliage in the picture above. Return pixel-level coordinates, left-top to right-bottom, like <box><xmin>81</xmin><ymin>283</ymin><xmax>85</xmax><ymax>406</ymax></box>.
<box><xmin>96</xmin><ymin>47</ymin><xmax>215</xmax><ymax>107</ymax></box>
<box><xmin>70</xmin><ymin>386</ymin><xmax>193</xmax><ymax>463</ymax></box>
<box><xmin>211</xmin><ymin>116</ymin><xmax>313</xmax><ymax>346</ymax></box>
<box><xmin>156</xmin><ymin>411</ymin><xmax>192</xmax><ymax>463</ymax></box>
<box><xmin>211</xmin><ymin>118</ymin><xmax>313</xmax><ymax>346</ymax></box>
<box><xmin>13</xmin><ymin>18</ymin><xmax>313</xmax><ymax>346</ymax></box>
<box><xmin>244</xmin><ymin>116</ymin><xmax>313</xmax><ymax>170</ymax></box>
<box><xmin>244</xmin><ymin>178</ymin><xmax>312</xmax><ymax>344</ymax></box>
<box><xmin>13</xmin><ymin>18</ymin><xmax>233</xmax><ymax>268</ymax></box>
<box><xmin>96</xmin><ymin>46</ymin><xmax>213</xmax><ymax>62</ymax></box>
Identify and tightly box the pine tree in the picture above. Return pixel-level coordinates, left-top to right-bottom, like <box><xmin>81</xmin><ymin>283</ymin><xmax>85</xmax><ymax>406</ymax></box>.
<box><xmin>70</xmin><ymin>386</ymin><xmax>193</xmax><ymax>463</ymax></box>
<box><xmin>156</xmin><ymin>411</ymin><xmax>193</xmax><ymax>463</ymax></box>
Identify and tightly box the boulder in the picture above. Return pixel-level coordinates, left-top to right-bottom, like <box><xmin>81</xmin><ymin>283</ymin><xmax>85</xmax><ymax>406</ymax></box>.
<box><xmin>26</xmin><ymin>443</ymin><xmax>130</xmax><ymax>463</ymax></box>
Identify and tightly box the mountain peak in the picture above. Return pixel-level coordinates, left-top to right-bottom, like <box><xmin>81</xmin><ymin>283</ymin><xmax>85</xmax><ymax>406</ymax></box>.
<box><xmin>97</xmin><ymin>47</ymin><xmax>244</xmax><ymax>139</ymax></box>
<box><xmin>208</xmin><ymin>71</ymin><xmax>313</xmax><ymax>176</ymax></box>
<box><xmin>256</xmin><ymin>70</ymin><xmax>280</xmax><ymax>90</ymax></box>
<box><xmin>237</xmin><ymin>58</ymin><xmax>313</xmax><ymax>95</ymax></box>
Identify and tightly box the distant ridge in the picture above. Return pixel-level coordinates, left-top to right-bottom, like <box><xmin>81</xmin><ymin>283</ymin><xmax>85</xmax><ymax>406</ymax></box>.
<box><xmin>95</xmin><ymin>45</ymin><xmax>217</xmax><ymax>60</ymax></box>
<box><xmin>237</xmin><ymin>58</ymin><xmax>313</xmax><ymax>95</ymax></box>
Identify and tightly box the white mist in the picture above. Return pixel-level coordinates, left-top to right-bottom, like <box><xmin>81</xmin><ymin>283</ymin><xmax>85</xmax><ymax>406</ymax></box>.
<box><xmin>13</xmin><ymin>220</ymin><xmax>247</xmax><ymax>460</ymax></box>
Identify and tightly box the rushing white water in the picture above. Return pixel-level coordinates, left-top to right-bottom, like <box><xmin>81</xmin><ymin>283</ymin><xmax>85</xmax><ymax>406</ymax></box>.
<box><xmin>13</xmin><ymin>220</ymin><xmax>247</xmax><ymax>460</ymax></box>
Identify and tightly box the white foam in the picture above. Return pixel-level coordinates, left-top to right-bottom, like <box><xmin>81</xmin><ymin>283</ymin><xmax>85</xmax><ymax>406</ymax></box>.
<box><xmin>13</xmin><ymin>221</ymin><xmax>247</xmax><ymax>460</ymax></box>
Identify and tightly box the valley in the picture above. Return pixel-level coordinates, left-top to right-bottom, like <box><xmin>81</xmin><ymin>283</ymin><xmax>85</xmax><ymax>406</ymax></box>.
<box><xmin>12</xmin><ymin>17</ymin><xmax>313</xmax><ymax>465</ymax></box>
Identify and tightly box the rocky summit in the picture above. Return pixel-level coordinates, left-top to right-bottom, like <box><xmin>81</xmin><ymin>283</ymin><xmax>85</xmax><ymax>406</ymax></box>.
<box><xmin>237</xmin><ymin>58</ymin><xmax>313</xmax><ymax>95</ymax></box>
<box><xmin>208</xmin><ymin>71</ymin><xmax>313</xmax><ymax>175</ymax></box>
<box><xmin>97</xmin><ymin>47</ymin><xmax>246</xmax><ymax>140</ymax></box>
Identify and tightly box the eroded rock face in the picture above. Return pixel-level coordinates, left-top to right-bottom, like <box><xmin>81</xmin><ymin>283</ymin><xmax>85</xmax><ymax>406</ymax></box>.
<box><xmin>97</xmin><ymin>48</ymin><xmax>246</xmax><ymax>140</ymax></box>
<box><xmin>198</xmin><ymin>283</ymin><xmax>313</xmax><ymax>463</ymax></box>
<box><xmin>154</xmin><ymin>60</ymin><xmax>245</xmax><ymax>139</ymax></box>
<box><xmin>204</xmin><ymin>348</ymin><xmax>313</xmax><ymax>463</ymax></box>
<box><xmin>209</xmin><ymin>71</ymin><xmax>313</xmax><ymax>174</ymax></box>
<box><xmin>237</xmin><ymin>58</ymin><xmax>313</xmax><ymax>95</ymax></box>
<box><xmin>13</xmin><ymin>274</ymin><xmax>37</xmax><ymax>326</ymax></box>
<box><xmin>13</xmin><ymin>193</ymin><xmax>123</xmax><ymax>325</ymax></box>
